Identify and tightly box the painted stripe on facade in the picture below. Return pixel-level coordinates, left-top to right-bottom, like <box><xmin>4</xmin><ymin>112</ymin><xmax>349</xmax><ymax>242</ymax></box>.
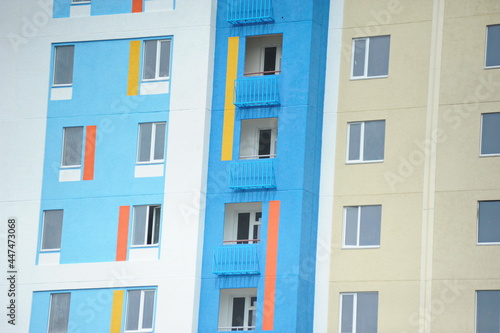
<box><xmin>127</xmin><ymin>40</ymin><xmax>141</xmax><ymax>96</ymax></box>
<box><xmin>132</xmin><ymin>0</ymin><xmax>143</xmax><ymax>13</ymax></box>
<box><xmin>83</xmin><ymin>125</ymin><xmax>96</xmax><ymax>180</ymax></box>
<box><xmin>110</xmin><ymin>290</ymin><xmax>125</xmax><ymax>332</ymax></box>
<box><xmin>221</xmin><ymin>36</ymin><xmax>239</xmax><ymax>161</ymax></box>
<box><xmin>263</xmin><ymin>200</ymin><xmax>280</xmax><ymax>330</ymax></box>
<box><xmin>116</xmin><ymin>206</ymin><xmax>130</xmax><ymax>261</ymax></box>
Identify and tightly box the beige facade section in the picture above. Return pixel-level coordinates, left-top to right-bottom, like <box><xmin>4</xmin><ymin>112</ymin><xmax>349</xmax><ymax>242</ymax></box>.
<box><xmin>327</xmin><ymin>0</ymin><xmax>500</xmax><ymax>332</ymax></box>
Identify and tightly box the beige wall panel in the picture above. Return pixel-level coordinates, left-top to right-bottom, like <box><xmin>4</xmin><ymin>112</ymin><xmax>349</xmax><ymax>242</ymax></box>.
<box><xmin>439</xmin><ymin>15</ymin><xmax>500</xmax><ymax>106</ymax></box>
<box><xmin>328</xmin><ymin>281</ymin><xmax>421</xmax><ymax>333</ymax></box>
<box><xmin>436</xmin><ymin>103</ymin><xmax>500</xmax><ymax>191</ymax></box>
<box><xmin>342</xmin><ymin>0</ymin><xmax>432</xmax><ymax>29</ymax></box>
<box><xmin>334</xmin><ymin>108</ymin><xmax>427</xmax><ymax>195</ymax></box>
<box><xmin>338</xmin><ymin>23</ymin><xmax>431</xmax><ymax>113</ymax></box>
<box><xmin>433</xmin><ymin>191</ymin><xmax>500</xmax><ymax>280</ymax></box>
<box><xmin>331</xmin><ymin>193</ymin><xmax>422</xmax><ymax>282</ymax></box>
<box><xmin>444</xmin><ymin>0</ymin><xmax>500</xmax><ymax>19</ymax></box>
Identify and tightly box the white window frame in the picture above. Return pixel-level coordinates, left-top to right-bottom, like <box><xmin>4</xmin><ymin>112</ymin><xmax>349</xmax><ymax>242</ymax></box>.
<box><xmin>218</xmin><ymin>289</ymin><xmax>257</xmax><ymax>331</ymax></box>
<box><xmin>48</xmin><ymin>293</ymin><xmax>71</xmax><ymax>333</ymax></box>
<box><xmin>339</xmin><ymin>292</ymin><xmax>378</xmax><ymax>333</ymax></box>
<box><xmin>41</xmin><ymin>210</ymin><xmax>64</xmax><ymax>252</ymax></box>
<box><xmin>480</xmin><ymin>112</ymin><xmax>500</xmax><ymax>157</ymax></box>
<box><xmin>53</xmin><ymin>45</ymin><xmax>75</xmax><ymax>87</ymax></box>
<box><xmin>351</xmin><ymin>36</ymin><xmax>390</xmax><ymax>80</ymax></box>
<box><xmin>142</xmin><ymin>39</ymin><xmax>171</xmax><ymax>81</ymax></box>
<box><xmin>61</xmin><ymin>126</ymin><xmax>84</xmax><ymax>168</ymax></box>
<box><xmin>477</xmin><ymin>200</ymin><xmax>500</xmax><ymax>245</ymax></box>
<box><xmin>342</xmin><ymin>205</ymin><xmax>381</xmax><ymax>249</ymax></box>
<box><xmin>131</xmin><ymin>205</ymin><xmax>161</xmax><ymax>247</ymax></box>
<box><xmin>136</xmin><ymin>122</ymin><xmax>166</xmax><ymax>164</ymax></box>
<box><xmin>485</xmin><ymin>24</ymin><xmax>500</xmax><ymax>69</ymax></box>
<box><xmin>346</xmin><ymin>120</ymin><xmax>385</xmax><ymax>164</ymax></box>
<box><xmin>124</xmin><ymin>289</ymin><xmax>156</xmax><ymax>333</ymax></box>
<box><xmin>71</xmin><ymin>0</ymin><xmax>91</xmax><ymax>4</ymax></box>
<box><xmin>224</xmin><ymin>203</ymin><xmax>262</xmax><ymax>245</ymax></box>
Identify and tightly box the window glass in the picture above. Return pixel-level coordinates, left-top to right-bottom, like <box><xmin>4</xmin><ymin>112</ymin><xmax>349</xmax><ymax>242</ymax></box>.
<box><xmin>363</xmin><ymin>120</ymin><xmax>385</xmax><ymax>161</ymax></box>
<box><xmin>54</xmin><ymin>45</ymin><xmax>74</xmax><ymax>85</ymax></box>
<box><xmin>348</xmin><ymin>123</ymin><xmax>361</xmax><ymax>161</ymax></box>
<box><xmin>132</xmin><ymin>205</ymin><xmax>161</xmax><ymax>246</ymax></box>
<box><xmin>143</xmin><ymin>41</ymin><xmax>158</xmax><ymax>80</ymax></box>
<box><xmin>159</xmin><ymin>41</ymin><xmax>171</xmax><ymax>78</ymax></box>
<box><xmin>343</xmin><ymin>205</ymin><xmax>381</xmax><ymax>247</ymax></box>
<box><xmin>62</xmin><ymin>127</ymin><xmax>83</xmax><ymax>167</ymax></box>
<box><xmin>481</xmin><ymin>113</ymin><xmax>500</xmax><ymax>155</ymax></box>
<box><xmin>344</xmin><ymin>207</ymin><xmax>359</xmax><ymax>246</ymax></box>
<box><xmin>143</xmin><ymin>40</ymin><xmax>171</xmax><ymax>80</ymax></box>
<box><xmin>125</xmin><ymin>290</ymin><xmax>141</xmax><ymax>331</ymax></box>
<box><xmin>478</xmin><ymin>201</ymin><xmax>500</xmax><ymax>243</ymax></box>
<box><xmin>352</xmin><ymin>39</ymin><xmax>366</xmax><ymax>77</ymax></box>
<box><xmin>48</xmin><ymin>293</ymin><xmax>71</xmax><ymax>333</ymax></box>
<box><xmin>142</xmin><ymin>290</ymin><xmax>155</xmax><ymax>329</ymax></box>
<box><xmin>132</xmin><ymin>206</ymin><xmax>147</xmax><ymax>246</ymax></box>
<box><xmin>138</xmin><ymin>122</ymin><xmax>166</xmax><ymax>163</ymax></box>
<box><xmin>367</xmin><ymin>36</ymin><xmax>390</xmax><ymax>77</ymax></box>
<box><xmin>486</xmin><ymin>25</ymin><xmax>500</xmax><ymax>68</ymax></box>
<box><xmin>340</xmin><ymin>294</ymin><xmax>354</xmax><ymax>333</ymax></box>
<box><xmin>42</xmin><ymin>210</ymin><xmax>64</xmax><ymax>250</ymax></box>
<box><xmin>477</xmin><ymin>290</ymin><xmax>500</xmax><ymax>333</ymax></box>
<box><xmin>340</xmin><ymin>293</ymin><xmax>378</xmax><ymax>333</ymax></box>
<box><xmin>153</xmin><ymin>123</ymin><xmax>166</xmax><ymax>161</ymax></box>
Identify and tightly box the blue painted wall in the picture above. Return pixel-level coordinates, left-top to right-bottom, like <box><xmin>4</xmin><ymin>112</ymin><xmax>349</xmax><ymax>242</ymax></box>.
<box><xmin>199</xmin><ymin>0</ymin><xmax>330</xmax><ymax>332</ymax></box>
<box><xmin>39</xmin><ymin>38</ymin><xmax>171</xmax><ymax>264</ymax></box>
<box><xmin>53</xmin><ymin>0</ymin><xmax>134</xmax><ymax>18</ymax></box>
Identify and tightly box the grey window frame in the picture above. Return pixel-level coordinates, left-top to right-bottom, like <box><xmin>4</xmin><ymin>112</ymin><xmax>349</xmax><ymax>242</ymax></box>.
<box><xmin>351</xmin><ymin>35</ymin><xmax>390</xmax><ymax>79</ymax></box>
<box><xmin>485</xmin><ymin>24</ymin><xmax>500</xmax><ymax>68</ymax></box>
<box><xmin>477</xmin><ymin>200</ymin><xmax>500</xmax><ymax>245</ymax></box>
<box><xmin>480</xmin><ymin>112</ymin><xmax>500</xmax><ymax>156</ymax></box>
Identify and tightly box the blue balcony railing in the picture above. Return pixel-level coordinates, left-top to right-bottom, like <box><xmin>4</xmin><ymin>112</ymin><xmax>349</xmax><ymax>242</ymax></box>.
<box><xmin>212</xmin><ymin>244</ymin><xmax>260</xmax><ymax>275</ymax></box>
<box><xmin>229</xmin><ymin>160</ymin><xmax>276</xmax><ymax>190</ymax></box>
<box><xmin>227</xmin><ymin>0</ymin><xmax>274</xmax><ymax>25</ymax></box>
<box><xmin>234</xmin><ymin>76</ymin><xmax>280</xmax><ymax>107</ymax></box>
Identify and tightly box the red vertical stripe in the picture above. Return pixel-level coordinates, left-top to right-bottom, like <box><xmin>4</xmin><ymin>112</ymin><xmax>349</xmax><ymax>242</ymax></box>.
<box><xmin>263</xmin><ymin>200</ymin><xmax>280</xmax><ymax>330</ymax></box>
<box><xmin>116</xmin><ymin>206</ymin><xmax>130</xmax><ymax>261</ymax></box>
<box><xmin>132</xmin><ymin>0</ymin><xmax>143</xmax><ymax>13</ymax></box>
<box><xmin>83</xmin><ymin>125</ymin><xmax>96</xmax><ymax>181</ymax></box>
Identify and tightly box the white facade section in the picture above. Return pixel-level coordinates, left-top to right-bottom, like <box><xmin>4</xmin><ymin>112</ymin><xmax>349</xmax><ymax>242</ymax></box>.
<box><xmin>38</xmin><ymin>252</ymin><xmax>61</xmax><ymax>265</ymax></box>
<box><xmin>59</xmin><ymin>168</ymin><xmax>81</xmax><ymax>182</ymax></box>
<box><xmin>134</xmin><ymin>164</ymin><xmax>164</xmax><ymax>178</ymax></box>
<box><xmin>145</xmin><ymin>0</ymin><xmax>174</xmax><ymax>12</ymax></box>
<box><xmin>70</xmin><ymin>4</ymin><xmax>91</xmax><ymax>17</ymax></box>
<box><xmin>140</xmin><ymin>80</ymin><xmax>169</xmax><ymax>95</ymax></box>
<box><xmin>50</xmin><ymin>87</ymin><xmax>73</xmax><ymax>100</ymax></box>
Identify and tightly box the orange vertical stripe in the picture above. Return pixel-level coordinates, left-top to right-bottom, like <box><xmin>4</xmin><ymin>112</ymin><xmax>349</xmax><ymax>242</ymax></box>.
<box><xmin>263</xmin><ymin>200</ymin><xmax>280</xmax><ymax>330</ymax></box>
<box><xmin>132</xmin><ymin>0</ymin><xmax>143</xmax><ymax>13</ymax></box>
<box><xmin>116</xmin><ymin>206</ymin><xmax>130</xmax><ymax>261</ymax></box>
<box><xmin>83</xmin><ymin>125</ymin><xmax>96</xmax><ymax>181</ymax></box>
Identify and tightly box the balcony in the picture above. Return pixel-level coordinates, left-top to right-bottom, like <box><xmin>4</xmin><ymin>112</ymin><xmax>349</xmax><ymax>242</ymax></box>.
<box><xmin>212</xmin><ymin>244</ymin><xmax>260</xmax><ymax>275</ymax></box>
<box><xmin>227</xmin><ymin>0</ymin><xmax>274</xmax><ymax>25</ymax></box>
<box><xmin>229</xmin><ymin>160</ymin><xmax>276</xmax><ymax>190</ymax></box>
<box><xmin>234</xmin><ymin>76</ymin><xmax>280</xmax><ymax>108</ymax></box>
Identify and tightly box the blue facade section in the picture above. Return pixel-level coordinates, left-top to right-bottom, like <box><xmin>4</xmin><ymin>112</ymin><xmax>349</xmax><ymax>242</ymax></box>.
<box><xmin>199</xmin><ymin>0</ymin><xmax>330</xmax><ymax>332</ymax></box>
<box><xmin>53</xmin><ymin>0</ymin><xmax>134</xmax><ymax>18</ymax></box>
<box><xmin>39</xmin><ymin>37</ymin><xmax>171</xmax><ymax>264</ymax></box>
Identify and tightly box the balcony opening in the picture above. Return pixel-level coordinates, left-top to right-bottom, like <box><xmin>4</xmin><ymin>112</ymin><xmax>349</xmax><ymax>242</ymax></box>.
<box><xmin>240</xmin><ymin>118</ymin><xmax>277</xmax><ymax>160</ymax></box>
<box><xmin>224</xmin><ymin>203</ymin><xmax>262</xmax><ymax>245</ymax></box>
<box><xmin>244</xmin><ymin>34</ymin><xmax>282</xmax><ymax>76</ymax></box>
<box><xmin>218</xmin><ymin>288</ymin><xmax>257</xmax><ymax>331</ymax></box>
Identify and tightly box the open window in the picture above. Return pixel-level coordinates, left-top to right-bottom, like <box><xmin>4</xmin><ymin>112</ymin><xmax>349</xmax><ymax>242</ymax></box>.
<box><xmin>240</xmin><ymin>118</ymin><xmax>277</xmax><ymax>160</ymax></box>
<box><xmin>244</xmin><ymin>34</ymin><xmax>282</xmax><ymax>76</ymax></box>
<box><xmin>131</xmin><ymin>205</ymin><xmax>161</xmax><ymax>247</ymax></box>
<box><xmin>218</xmin><ymin>288</ymin><xmax>257</xmax><ymax>331</ymax></box>
<box><xmin>224</xmin><ymin>203</ymin><xmax>262</xmax><ymax>245</ymax></box>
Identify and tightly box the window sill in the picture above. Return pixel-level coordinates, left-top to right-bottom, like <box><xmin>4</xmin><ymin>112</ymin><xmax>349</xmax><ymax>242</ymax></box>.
<box><xmin>346</xmin><ymin>160</ymin><xmax>384</xmax><ymax>165</ymax></box>
<box><xmin>484</xmin><ymin>65</ymin><xmax>500</xmax><ymax>70</ymax></box>
<box><xmin>350</xmin><ymin>75</ymin><xmax>388</xmax><ymax>80</ymax></box>
<box><xmin>479</xmin><ymin>153</ymin><xmax>500</xmax><ymax>157</ymax></box>
<box><xmin>342</xmin><ymin>246</ymin><xmax>380</xmax><ymax>250</ymax></box>
<box><xmin>477</xmin><ymin>242</ymin><xmax>500</xmax><ymax>246</ymax></box>
<box><xmin>135</xmin><ymin>163</ymin><xmax>164</xmax><ymax>178</ymax></box>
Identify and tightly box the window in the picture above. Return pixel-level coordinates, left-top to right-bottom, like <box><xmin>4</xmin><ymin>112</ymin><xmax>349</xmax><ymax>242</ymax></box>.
<box><xmin>71</xmin><ymin>0</ymin><xmax>90</xmax><ymax>3</ymax></box>
<box><xmin>347</xmin><ymin>120</ymin><xmax>385</xmax><ymax>163</ymax></box>
<box><xmin>481</xmin><ymin>113</ymin><xmax>500</xmax><ymax>156</ymax></box>
<box><xmin>137</xmin><ymin>122</ymin><xmax>166</xmax><ymax>163</ymax></box>
<box><xmin>224</xmin><ymin>203</ymin><xmax>262</xmax><ymax>245</ymax></box>
<box><xmin>218</xmin><ymin>288</ymin><xmax>257</xmax><ymax>331</ymax></box>
<box><xmin>351</xmin><ymin>36</ymin><xmax>390</xmax><ymax>79</ymax></box>
<box><xmin>143</xmin><ymin>40</ymin><xmax>171</xmax><ymax>80</ymax></box>
<box><xmin>486</xmin><ymin>25</ymin><xmax>500</xmax><ymax>68</ymax></box>
<box><xmin>244</xmin><ymin>34</ymin><xmax>282</xmax><ymax>76</ymax></box>
<box><xmin>132</xmin><ymin>205</ymin><xmax>161</xmax><ymax>246</ymax></box>
<box><xmin>62</xmin><ymin>126</ymin><xmax>83</xmax><ymax>167</ymax></box>
<box><xmin>477</xmin><ymin>290</ymin><xmax>500</xmax><ymax>333</ymax></box>
<box><xmin>53</xmin><ymin>45</ymin><xmax>75</xmax><ymax>86</ymax></box>
<box><xmin>340</xmin><ymin>292</ymin><xmax>378</xmax><ymax>333</ymax></box>
<box><xmin>240</xmin><ymin>118</ymin><xmax>277</xmax><ymax>159</ymax></box>
<box><xmin>41</xmin><ymin>210</ymin><xmax>64</xmax><ymax>251</ymax></box>
<box><xmin>478</xmin><ymin>201</ymin><xmax>500</xmax><ymax>244</ymax></box>
<box><xmin>125</xmin><ymin>289</ymin><xmax>156</xmax><ymax>333</ymax></box>
<box><xmin>343</xmin><ymin>205</ymin><xmax>381</xmax><ymax>248</ymax></box>
<box><xmin>48</xmin><ymin>293</ymin><xmax>71</xmax><ymax>333</ymax></box>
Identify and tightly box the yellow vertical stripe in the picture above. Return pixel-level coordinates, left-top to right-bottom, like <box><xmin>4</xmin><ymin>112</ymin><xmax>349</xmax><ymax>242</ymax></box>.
<box><xmin>221</xmin><ymin>36</ymin><xmax>239</xmax><ymax>161</ymax></box>
<box><xmin>110</xmin><ymin>290</ymin><xmax>125</xmax><ymax>332</ymax></box>
<box><xmin>127</xmin><ymin>40</ymin><xmax>141</xmax><ymax>96</ymax></box>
